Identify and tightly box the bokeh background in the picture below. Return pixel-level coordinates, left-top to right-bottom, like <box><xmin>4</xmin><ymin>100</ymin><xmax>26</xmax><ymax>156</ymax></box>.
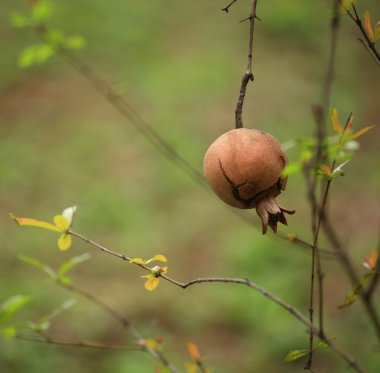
<box><xmin>1</xmin><ymin>0</ymin><xmax>380</xmax><ymax>372</ymax></box>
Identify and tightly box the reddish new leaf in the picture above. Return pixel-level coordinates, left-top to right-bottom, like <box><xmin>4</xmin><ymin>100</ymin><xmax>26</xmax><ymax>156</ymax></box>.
<box><xmin>364</xmin><ymin>11</ymin><xmax>374</xmax><ymax>43</ymax></box>
<box><xmin>187</xmin><ymin>342</ymin><xmax>201</xmax><ymax>361</ymax></box>
<box><xmin>363</xmin><ymin>249</ymin><xmax>378</xmax><ymax>271</ymax></box>
<box><xmin>330</xmin><ymin>108</ymin><xmax>343</xmax><ymax>135</ymax></box>
<box><xmin>351</xmin><ymin>125</ymin><xmax>375</xmax><ymax>139</ymax></box>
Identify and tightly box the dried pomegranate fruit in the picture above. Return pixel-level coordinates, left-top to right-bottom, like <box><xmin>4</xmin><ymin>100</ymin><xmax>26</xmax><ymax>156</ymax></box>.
<box><xmin>204</xmin><ymin>128</ymin><xmax>294</xmax><ymax>234</ymax></box>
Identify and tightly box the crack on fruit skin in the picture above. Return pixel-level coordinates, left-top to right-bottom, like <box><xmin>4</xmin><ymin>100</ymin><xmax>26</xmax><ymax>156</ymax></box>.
<box><xmin>218</xmin><ymin>159</ymin><xmax>280</xmax><ymax>209</ymax></box>
<box><xmin>218</xmin><ymin>158</ymin><xmax>295</xmax><ymax>234</ymax></box>
<box><xmin>218</xmin><ymin>159</ymin><xmax>252</xmax><ymax>208</ymax></box>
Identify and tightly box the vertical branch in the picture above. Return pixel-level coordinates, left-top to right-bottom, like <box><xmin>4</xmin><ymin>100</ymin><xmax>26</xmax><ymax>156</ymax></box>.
<box><xmin>235</xmin><ymin>0</ymin><xmax>258</xmax><ymax>128</ymax></box>
<box><xmin>305</xmin><ymin>0</ymin><xmax>341</xmax><ymax>369</ymax></box>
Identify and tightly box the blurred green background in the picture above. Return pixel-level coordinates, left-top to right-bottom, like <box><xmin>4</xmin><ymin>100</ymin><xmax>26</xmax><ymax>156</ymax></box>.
<box><xmin>1</xmin><ymin>0</ymin><xmax>380</xmax><ymax>372</ymax></box>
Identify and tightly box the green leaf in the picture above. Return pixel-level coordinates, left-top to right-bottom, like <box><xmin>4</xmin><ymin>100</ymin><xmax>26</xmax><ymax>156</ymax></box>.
<box><xmin>18</xmin><ymin>254</ymin><xmax>56</xmax><ymax>279</ymax></box>
<box><xmin>316</xmin><ymin>337</ymin><xmax>336</xmax><ymax>350</ymax></box>
<box><xmin>18</xmin><ymin>44</ymin><xmax>54</xmax><ymax>68</ymax></box>
<box><xmin>374</xmin><ymin>26</ymin><xmax>380</xmax><ymax>42</ymax></box>
<box><xmin>65</xmin><ymin>36</ymin><xmax>86</xmax><ymax>50</ymax></box>
<box><xmin>0</xmin><ymin>295</ymin><xmax>31</xmax><ymax>324</ymax></box>
<box><xmin>38</xmin><ymin>299</ymin><xmax>76</xmax><ymax>325</ymax></box>
<box><xmin>281</xmin><ymin>162</ymin><xmax>302</xmax><ymax>176</ymax></box>
<box><xmin>31</xmin><ymin>0</ymin><xmax>52</xmax><ymax>23</ymax></box>
<box><xmin>284</xmin><ymin>349</ymin><xmax>309</xmax><ymax>362</ymax></box>
<box><xmin>338</xmin><ymin>272</ymin><xmax>372</xmax><ymax>309</ymax></box>
<box><xmin>58</xmin><ymin>275</ymin><xmax>71</xmax><ymax>285</ymax></box>
<box><xmin>57</xmin><ymin>253</ymin><xmax>91</xmax><ymax>277</ymax></box>
<box><xmin>45</xmin><ymin>29</ymin><xmax>65</xmax><ymax>47</ymax></box>
<box><xmin>316</xmin><ymin>340</ymin><xmax>329</xmax><ymax>349</ymax></box>
<box><xmin>9</xmin><ymin>12</ymin><xmax>29</xmax><ymax>28</ymax></box>
<box><xmin>10</xmin><ymin>214</ymin><xmax>61</xmax><ymax>232</ymax></box>
<box><xmin>1</xmin><ymin>326</ymin><xmax>17</xmax><ymax>338</ymax></box>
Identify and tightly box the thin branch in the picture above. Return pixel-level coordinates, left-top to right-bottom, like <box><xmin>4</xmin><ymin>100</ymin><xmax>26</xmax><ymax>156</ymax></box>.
<box><xmin>323</xmin><ymin>216</ymin><xmax>380</xmax><ymax>341</ymax></box>
<box><xmin>58</xmin><ymin>276</ymin><xmax>180</xmax><ymax>373</ymax></box>
<box><xmin>235</xmin><ymin>0</ymin><xmax>258</xmax><ymax>128</ymax></box>
<box><xmin>305</xmin><ymin>2</ymin><xmax>341</xmax><ymax>368</ymax></box>
<box><xmin>56</xmin><ymin>48</ymin><xmax>206</xmax><ymax>188</ymax></box>
<box><xmin>13</xmin><ymin>334</ymin><xmax>143</xmax><ymax>351</ymax></box>
<box><xmin>364</xmin><ymin>227</ymin><xmax>380</xmax><ymax>299</ymax></box>
<box><xmin>68</xmin><ymin>230</ymin><xmax>365</xmax><ymax>372</ymax></box>
<box><xmin>221</xmin><ymin>0</ymin><xmax>239</xmax><ymax>13</ymax></box>
<box><xmin>60</xmin><ymin>283</ymin><xmax>131</xmax><ymax>329</ymax></box>
<box><xmin>341</xmin><ymin>2</ymin><xmax>380</xmax><ymax>65</ymax></box>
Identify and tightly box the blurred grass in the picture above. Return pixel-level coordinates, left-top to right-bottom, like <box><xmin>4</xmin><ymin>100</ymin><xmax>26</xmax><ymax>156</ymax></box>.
<box><xmin>1</xmin><ymin>0</ymin><xmax>380</xmax><ymax>372</ymax></box>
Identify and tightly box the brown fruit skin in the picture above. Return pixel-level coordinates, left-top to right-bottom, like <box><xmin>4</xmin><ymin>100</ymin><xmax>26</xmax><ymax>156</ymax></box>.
<box><xmin>203</xmin><ymin>128</ymin><xmax>294</xmax><ymax>233</ymax></box>
<box><xmin>203</xmin><ymin>128</ymin><xmax>287</xmax><ymax>209</ymax></box>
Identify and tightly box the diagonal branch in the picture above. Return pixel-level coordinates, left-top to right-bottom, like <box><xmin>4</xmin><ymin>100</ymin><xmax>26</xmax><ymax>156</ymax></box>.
<box><xmin>221</xmin><ymin>0</ymin><xmax>239</xmax><ymax>13</ymax></box>
<box><xmin>68</xmin><ymin>229</ymin><xmax>365</xmax><ymax>372</ymax></box>
<box><xmin>340</xmin><ymin>1</ymin><xmax>380</xmax><ymax>65</ymax></box>
<box><xmin>13</xmin><ymin>334</ymin><xmax>143</xmax><ymax>351</ymax></box>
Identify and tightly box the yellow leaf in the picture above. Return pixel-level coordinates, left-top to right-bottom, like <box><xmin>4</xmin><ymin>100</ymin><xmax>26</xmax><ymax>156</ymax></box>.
<box><xmin>10</xmin><ymin>214</ymin><xmax>61</xmax><ymax>232</ymax></box>
<box><xmin>364</xmin><ymin>11</ymin><xmax>374</xmax><ymax>43</ymax></box>
<box><xmin>129</xmin><ymin>258</ymin><xmax>146</xmax><ymax>265</ymax></box>
<box><xmin>145</xmin><ymin>338</ymin><xmax>158</xmax><ymax>350</ymax></box>
<box><xmin>144</xmin><ymin>277</ymin><xmax>159</xmax><ymax>291</ymax></box>
<box><xmin>53</xmin><ymin>215</ymin><xmax>70</xmax><ymax>231</ymax></box>
<box><xmin>320</xmin><ymin>164</ymin><xmax>332</xmax><ymax>176</ymax></box>
<box><xmin>330</xmin><ymin>108</ymin><xmax>343</xmax><ymax>135</ymax></box>
<box><xmin>287</xmin><ymin>233</ymin><xmax>297</xmax><ymax>241</ymax></box>
<box><xmin>185</xmin><ymin>362</ymin><xmax>197</xmax><ymax>373</ymax></box>
<box><xmin>58</xmin><ymin>234</ymin><xmax>72</xmax><ymax>251</ymax></box>
<box><xmin>187</xmin><ymin>342</ymin><xmax>201</xmax><ymax>361</ymax></box>
<box><xmin>351</xmin><ymin>125</ymin><xmax>375</xmax><ymax>139</ymax></box>
<box><xmin>149</xmin><ymin>254</ymin><xmax>167</xmax><ymax>263</ymax></box>
<box><xmin>338</xmin><ymin>0</ymin><xmax>353</xmax><ymax>15</ymax></box>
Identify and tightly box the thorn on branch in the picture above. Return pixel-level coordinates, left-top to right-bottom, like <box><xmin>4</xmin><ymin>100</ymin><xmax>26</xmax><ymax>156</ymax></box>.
<box><xmin>221</xmin><ymin>0</ymin><xmax>238</xmax><ymax>13</ymax></box>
